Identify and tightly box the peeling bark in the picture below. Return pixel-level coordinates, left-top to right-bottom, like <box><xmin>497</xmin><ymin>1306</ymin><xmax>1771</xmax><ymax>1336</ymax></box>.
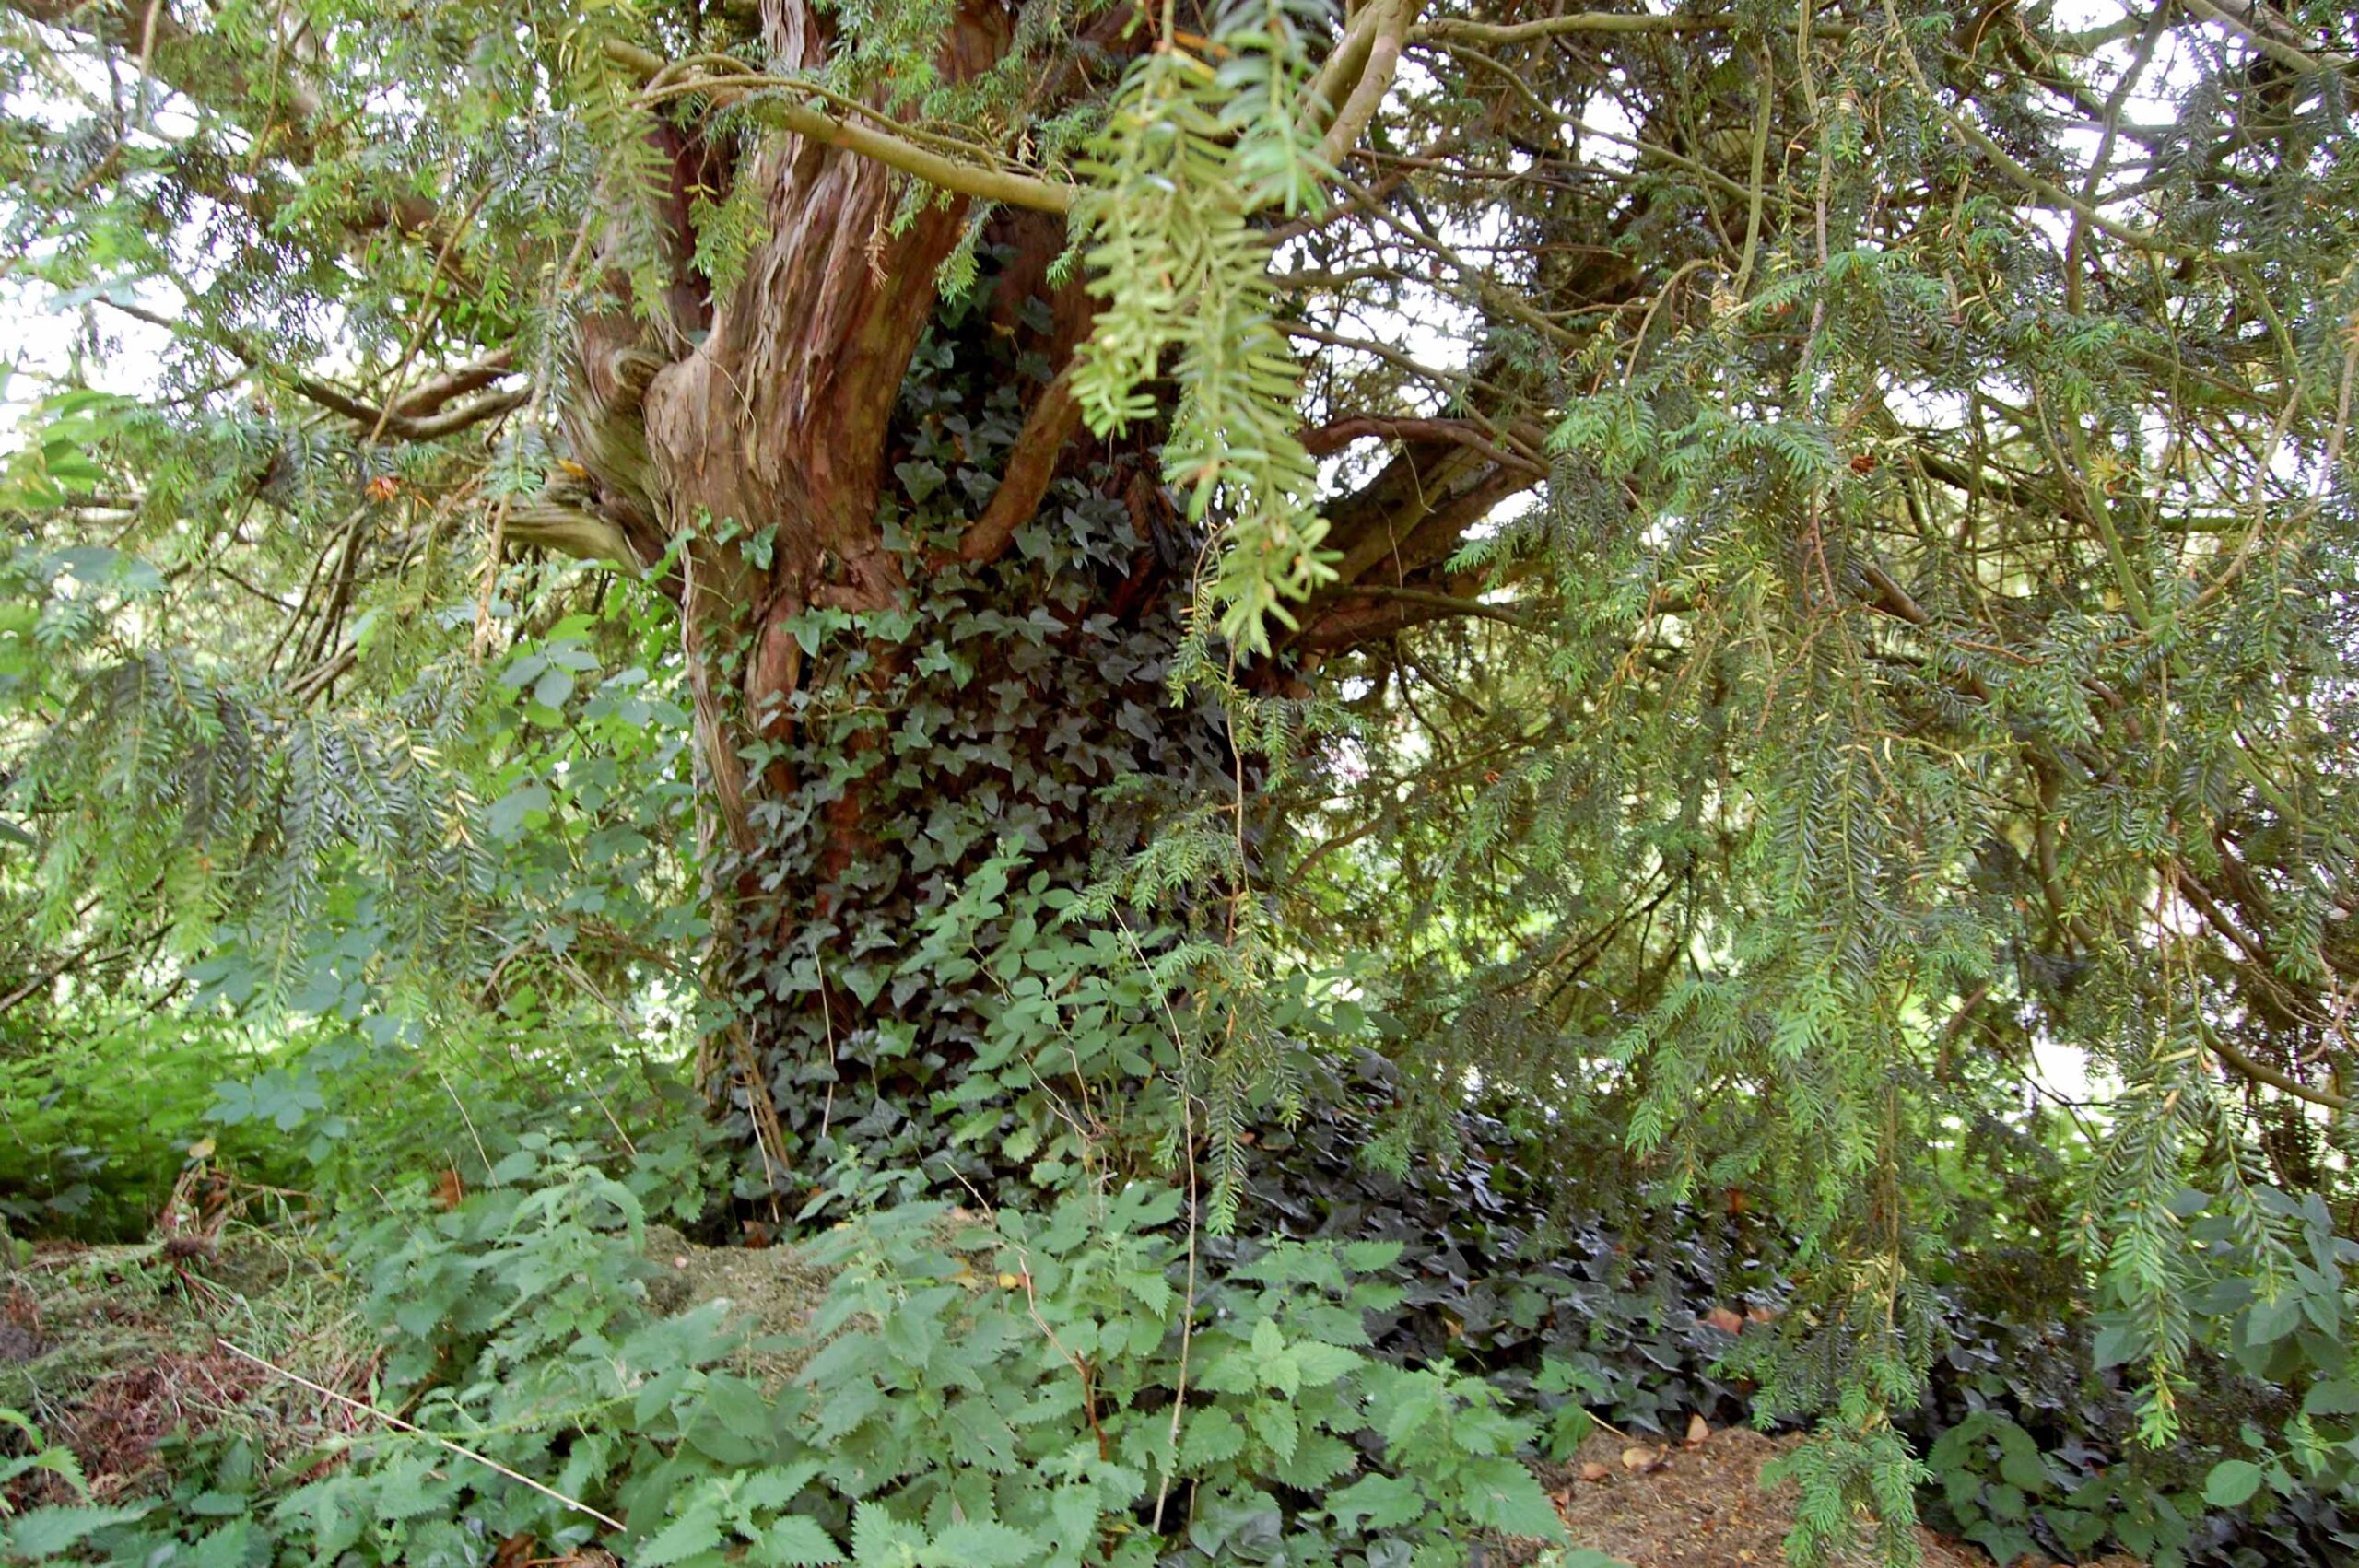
<box><xmin>536</xmin><ymin>0</ymin><xmax>1563</xmax><ymax>1160</ymax></box>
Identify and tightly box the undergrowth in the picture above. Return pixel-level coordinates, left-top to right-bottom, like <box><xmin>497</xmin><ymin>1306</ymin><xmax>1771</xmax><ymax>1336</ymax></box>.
<box><xmin>5</xmin><ymin>1042</ymin><xmax>2353</xmax><ymax>1568</ymax></box>
<box><xmin>0</xmin><ymin>1066</ymin><xmax>1579</xmax><ymax>1568</ymax></box>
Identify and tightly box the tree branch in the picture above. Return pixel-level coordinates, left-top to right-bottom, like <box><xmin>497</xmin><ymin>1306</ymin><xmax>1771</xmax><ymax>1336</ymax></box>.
<box><xmin>600</xmin><ymin>40</ymin><xmax>1074</xmax><ymax>214</ymax></box>
<box><xmin>2177</xmin><ymin>0</ymin><xmax>2353</xmax><ymax>76</ymax></box>
<box><xmin>5</xmin><ymin>0</ymin><xmax>326</xmax><ymax>139</ymax></box>
<box><xmin>2206</xmin><ymin>1027</ymin><xmax>2350</xmax><ymax>1110</ymax></box>
<box><xmin>1316</xmin><ymin>0</ymin><xmax>1415</xmax><ymax>170</ymax></box>
<box><xmin>953</xmin><ymin>369</ymin><xmax>1082</xmax><ymax>566</ymax></box>
<box><xmin>100</xmin><ymin>298</ymin><xmax>524</xmax><ymax>439</ymax></box>
<box><xmin>1302</xmin><ymin>414</ymin><xmax>1543</xmax><ymax>474</ymax></box>
<box><xmin>393</xmin><ymin>348</ymin><xmax>518</xmax><ymax>417</ymax></box>
<box><xmin>1413</xmin><ymin>12</ymin><xmax>1724</xmax><ymax>48</ymax></box>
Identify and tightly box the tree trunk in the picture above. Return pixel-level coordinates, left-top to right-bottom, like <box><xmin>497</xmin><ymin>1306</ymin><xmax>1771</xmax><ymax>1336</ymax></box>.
<box><xmin>540</xmin><ymin>0</ymin><xmax>1567</xmax><ymax>1191</ymax></box>
<box><xmin>549</xmin><ymin>5</ymin><xmax>1242</xmax><ymax>1189</ymax></box>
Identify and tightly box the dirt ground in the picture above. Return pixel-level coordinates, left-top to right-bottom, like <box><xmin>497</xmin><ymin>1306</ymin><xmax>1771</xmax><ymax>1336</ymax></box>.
<box><xmin>1533</xmin><ymin>1425</ymin><xmax>2141</xmax><ymax>1568</ymax></box>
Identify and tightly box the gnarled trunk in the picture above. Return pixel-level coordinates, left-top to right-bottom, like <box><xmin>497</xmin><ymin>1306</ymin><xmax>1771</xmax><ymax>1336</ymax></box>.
<box><xmin>552</xmin><ymin>4</ymin><xmax>1239</xmax><ymax>1187</ymax></box>
<box><xmin>540</xmin><ymin>0</ymin><xmax>1556</xmax><ymax>1189</ymax></box>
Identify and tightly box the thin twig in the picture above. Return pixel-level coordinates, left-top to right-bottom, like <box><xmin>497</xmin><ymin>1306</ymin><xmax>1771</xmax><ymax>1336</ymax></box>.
<box><xmin>215</xmin><ymin>1340</ymin><xmax>627</xmax><ymax>1531</ymax></box>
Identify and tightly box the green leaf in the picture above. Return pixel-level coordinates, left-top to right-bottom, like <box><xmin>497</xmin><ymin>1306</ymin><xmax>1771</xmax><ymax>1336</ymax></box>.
<box><xmin>2201</xmin><ymin>1459</ymin><xmax>2265</xmax><ymax>1508</ymax></box>
<box><xmin>1288</xmin><ymin>1340</ymin><xmax>1363</xmax><ymax>1387</ymax></box>
<box><xmin>1992</xmin><ymin>1422</ymin><xmax>2048</xmax><ymax>1495</ymax></box>
<box><xmin>705</xmin><ymin>1374</ymin><xmax>774</xmax><ymax>1442</ymax></box>
<box><xmin>2302</xmin><ymin>1379</ymin><xmax>2359</xmax><ymax>1417</ymax></box>
<box><xmin>183</xmin><ymin>1521</ymin><xmax>259</xmax><ymax>1568</ymax></box>
<box><xmin>1461</xmin><ymin>1456</ymin><xmax>1567</xmax><ymax>1540</ymax></box>
<box><xmin>1326</xmin><ymin>1473</ymin><xmax>1424</xmax><ymax>1532</ymax></box>
<box><xmin>757</xmin><ymin>1516</ymin><xmax>846</xmax><ymax>1567</ymax></box>
<box><xmin>919</xmin><ymin>1522</ymin><xmax>1037</xmax><ymax>1566</ymax></box>
<box><xmin>740</xmin><ymin>1462</ymin><xmax>825</xmax><ymax>1512</ymax></box>
<box><xmin>1246</xmin><ymin>1398</ymin><xmax>1298</xmax><ymax>1463</ymax></box>
<box><xmin>487</xmin><ymin>781</ymin><xmax>553</xmax><ymax>838</ymax></box>
<box><xmin>2</xmin><ymin>1504</ymin><xmax>153</xmax><ymax>1559</ymax></box>
<box><xmin>849</xmin><ymin>1501</ymin><xmax>924</xmax><ymax>1567</ymax></box>
<box><xmin>639</xmin><ymin>1502</ymin><xmax>726</xmax><ymax>1567</ymax></box>
<box><xmin>1180</xmin><ymin>1407</ymin><xmax>1246</xmax><ymax>1469</ymax></box>
<box><xmin>2246</xmin><ymin>1293</ymin><xmax>2304</xmax><ymax>1348</ymax></box>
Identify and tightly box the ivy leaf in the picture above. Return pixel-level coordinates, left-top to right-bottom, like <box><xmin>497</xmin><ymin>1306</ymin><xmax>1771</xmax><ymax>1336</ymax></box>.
<box><xmin>893</xmin><ymin>461</ymin><xmax>945</xmax><ymax>503</ymax></box>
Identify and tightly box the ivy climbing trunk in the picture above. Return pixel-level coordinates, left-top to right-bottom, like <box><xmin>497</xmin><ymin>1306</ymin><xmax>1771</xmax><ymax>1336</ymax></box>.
<box><xmin>532</xmin><ymin>0</ymin><xmax>1556</xmax><ymax>1190</ymax></box>
<box><xmin>544</xmin><ymin>2</ymin><xmax>1230</xmax><ymax>1187</ymax></box>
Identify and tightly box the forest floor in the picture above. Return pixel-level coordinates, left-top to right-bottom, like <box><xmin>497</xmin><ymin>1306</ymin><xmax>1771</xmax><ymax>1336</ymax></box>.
<box><xmin>0</xmin><ymin>1229</ymin><xmax>2140</xmax><ymax>1568</ymax></box>
<box><xmin>1535</xmin><ymin>1426</ymin><xmax>2141</xmax><ymax>1568</ymax></box>
<box><xmin>1</xmin><ymin>1232</ymin><xmax>371</xmax><ymax>1507</ymax></box>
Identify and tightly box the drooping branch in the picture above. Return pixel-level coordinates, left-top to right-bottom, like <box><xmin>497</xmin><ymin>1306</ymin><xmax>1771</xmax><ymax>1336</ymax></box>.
<box><xmin>4</xmin><ymin>0</ymin><xmax>464</xmax><ymax>250</ymax></box>
<box><xmin>502</xmin><ymin>492</ymin><xmax>644</xmax><ymax>572</ymax></box>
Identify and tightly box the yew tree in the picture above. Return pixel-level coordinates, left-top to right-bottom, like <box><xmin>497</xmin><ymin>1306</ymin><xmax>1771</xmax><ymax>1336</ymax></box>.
<box><xmin>6</xmin><ymin>0</ymin><xmax>2359</xmax><ymax>1527</ymax></box>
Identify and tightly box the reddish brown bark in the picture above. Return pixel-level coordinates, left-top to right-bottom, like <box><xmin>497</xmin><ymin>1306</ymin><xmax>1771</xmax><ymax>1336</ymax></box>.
<box><xmin>541</xmin><ymin>0</ymin><xmax>1561</xmax><ymax>1152</ymax></box>
<box><xmin>615</xmin><ymin>0</ymin><xmax>1018</xmax><ymax>851</ymax></box>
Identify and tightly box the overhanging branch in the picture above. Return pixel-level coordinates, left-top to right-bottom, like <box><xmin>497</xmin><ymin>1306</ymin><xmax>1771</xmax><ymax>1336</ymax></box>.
<box><xmin>600</xmin><ymin>40</ymin><xmax>1075</xmax><ymax>215</ymax></box>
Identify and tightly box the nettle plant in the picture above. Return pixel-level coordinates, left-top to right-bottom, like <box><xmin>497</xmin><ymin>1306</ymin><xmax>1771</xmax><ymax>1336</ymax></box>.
<box><xmin>217</xmin><ymin>1151</ymin><xmax>1562</xmax><ymax>1568</ymax></box>
<box><xmin>651</xmin><ymin>1188</ymin><xmax>1560</xmax><ymax>1567</ymax></box>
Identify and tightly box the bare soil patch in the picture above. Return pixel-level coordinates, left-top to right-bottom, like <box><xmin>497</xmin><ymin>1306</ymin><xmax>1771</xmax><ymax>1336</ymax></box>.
<box><xmin>1534</xmin><ymin>1426</ymin><xmax>2142</xmax><ymax>1568</ymax></box>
